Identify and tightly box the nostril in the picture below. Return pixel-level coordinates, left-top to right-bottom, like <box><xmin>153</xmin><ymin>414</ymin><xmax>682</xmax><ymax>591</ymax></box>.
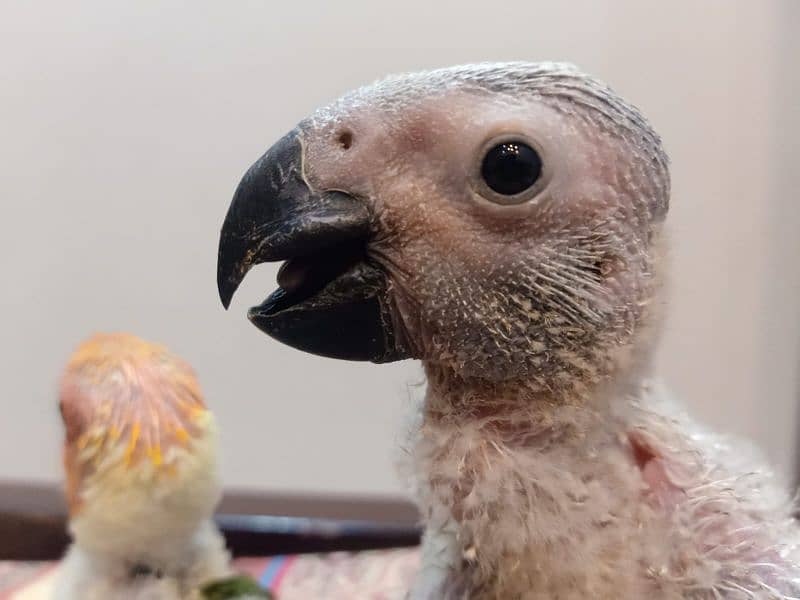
<box><xmin>337</xmin><ymin>130</ymin><xmax>353</xmax><ymax>150</ymax></box>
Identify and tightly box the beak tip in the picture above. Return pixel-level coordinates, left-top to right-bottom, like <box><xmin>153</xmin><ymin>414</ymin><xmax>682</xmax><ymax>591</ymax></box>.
<box><xmin>218</xmin><ymin>292</ymin><xmax>232</xmax><ymax>311</ymax></box>
<box><xmin>217</xmin><ymin>236</ymin><xmax>247</xmax><ymax>311</ymax></box>
<box><xmin>217</xmin><ymin>271</ymin><xmax>238</xmax><ymax>311</ymax></box>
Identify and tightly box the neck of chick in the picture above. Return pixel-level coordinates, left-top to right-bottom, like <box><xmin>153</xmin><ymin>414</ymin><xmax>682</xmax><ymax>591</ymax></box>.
<box><xmin>71</xmin><ymin>515</ymin><xmax>221</xmax><ymax>573</ymax></box>
<box><xmin>69</xmin><ymin>519</ymin><xmax>225</xmax><ymax>580</ymax></box>
<box><xmin>413</xmin><ymin>359</ymin><xmax>662</xmax><ymax>598</ymax></box>
<box><xmin>66</xmin><ymin>427</ymin><xmax>228</xmax><ymax>585</ymax></box>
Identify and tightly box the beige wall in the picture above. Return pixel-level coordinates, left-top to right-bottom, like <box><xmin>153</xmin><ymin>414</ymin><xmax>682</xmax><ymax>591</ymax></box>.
<box><xmin>1</xmin><ymin>1</ymin><xmax>797</xmax><ymax>498</ymax></box>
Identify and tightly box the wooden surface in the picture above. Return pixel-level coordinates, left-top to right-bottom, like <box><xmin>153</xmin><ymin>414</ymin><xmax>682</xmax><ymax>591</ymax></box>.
<box><xmin>0</xmin><ymin>481</ymin><xmax>420</xmax><ymax>560</ymax></box>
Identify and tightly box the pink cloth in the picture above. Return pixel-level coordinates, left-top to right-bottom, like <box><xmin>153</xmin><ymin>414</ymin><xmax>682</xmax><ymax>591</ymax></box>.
<box><xmin>0</xmin><ymin>548</ymin><xmax>420</xmax><ymax>599</ymax></box>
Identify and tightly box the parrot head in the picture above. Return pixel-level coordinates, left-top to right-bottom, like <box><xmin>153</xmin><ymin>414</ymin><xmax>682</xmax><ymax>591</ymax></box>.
<box><xmin>217</xmin><ymin>62</ymin><xmax>670</xmax><ymax>389</ymax></box>
<box><xmin>59</xmin><ymin>333</ymin><xmax>220</xmax><ymax>555</ymax></box>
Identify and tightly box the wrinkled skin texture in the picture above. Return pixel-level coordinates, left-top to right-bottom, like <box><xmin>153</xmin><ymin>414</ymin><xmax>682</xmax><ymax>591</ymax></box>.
<box><xmin>236</xmin><ymin>64</ymin><xmax>800</xmax><ymax>598</ymax></box>
<box><xmin>301</xmin><ymin>66</ymin><xmax>667</xmax><ymax>386</ymax></box>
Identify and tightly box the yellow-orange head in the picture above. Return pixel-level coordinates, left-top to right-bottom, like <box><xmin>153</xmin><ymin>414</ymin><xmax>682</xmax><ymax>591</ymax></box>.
<box><xmin>59</xmin><ymin>333</ymin><xmax>217</xmax><ymax>520</ymax></box>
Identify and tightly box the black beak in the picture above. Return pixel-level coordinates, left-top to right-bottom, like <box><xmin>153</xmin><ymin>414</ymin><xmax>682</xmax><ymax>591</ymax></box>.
<box><xmin>217</xmin><ymin>130</ymin><xmax>408</xmax><ymax>363</ymax></box>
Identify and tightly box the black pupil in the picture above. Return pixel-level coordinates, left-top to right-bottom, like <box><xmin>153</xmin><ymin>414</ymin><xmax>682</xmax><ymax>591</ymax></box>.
<box><xmin>481</xmin><ymin>141</ymin><xmax>542</xmax><ymax>196</ymax></box>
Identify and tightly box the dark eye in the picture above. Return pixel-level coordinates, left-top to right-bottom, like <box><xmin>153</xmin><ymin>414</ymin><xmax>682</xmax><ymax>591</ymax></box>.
<box><xmin>481</xmin><ymin>141</ymin><xmax>542</xmax><ymax>196</ymax></box>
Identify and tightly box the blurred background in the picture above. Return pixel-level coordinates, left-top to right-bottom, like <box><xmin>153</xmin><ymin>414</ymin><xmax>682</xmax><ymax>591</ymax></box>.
<box><xmin>1</xmin><ymin>1</ymin><xmax>799</xmax><ymax>514</ymax></box>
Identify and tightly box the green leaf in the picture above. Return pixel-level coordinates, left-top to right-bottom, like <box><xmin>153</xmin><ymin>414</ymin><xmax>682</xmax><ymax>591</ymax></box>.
<box><xmin>200</xmin><ymin>575</ymin><xmax>274</xmax><ymax>599</ymax></box>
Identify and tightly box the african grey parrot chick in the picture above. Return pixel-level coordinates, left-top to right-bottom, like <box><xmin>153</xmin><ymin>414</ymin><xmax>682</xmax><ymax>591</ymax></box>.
<box><xmin>55</xmin><ymin>333</ymin><xmax>232</xmax><ymax>600</ymax></box>
<box><xmin>217</xmin><ymin>63</ymin><xmax>800</xmax><ymax>599</ymax></box>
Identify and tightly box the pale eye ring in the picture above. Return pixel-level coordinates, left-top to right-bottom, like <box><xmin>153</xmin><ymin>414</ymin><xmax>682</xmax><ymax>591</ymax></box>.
<box><xmin>473</xmin><ymin>136</ymin><xmax>548</xmax><ymax>205</ymax></box>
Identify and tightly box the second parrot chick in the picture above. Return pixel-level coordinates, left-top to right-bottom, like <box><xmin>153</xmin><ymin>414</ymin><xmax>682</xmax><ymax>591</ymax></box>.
<box><xmin>54</xmin><ymin>333</ymin><xmax>232</xmax><ymax>600</ymax></box>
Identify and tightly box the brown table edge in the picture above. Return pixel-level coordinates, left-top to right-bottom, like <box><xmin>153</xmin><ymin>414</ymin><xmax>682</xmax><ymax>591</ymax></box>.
<box><xmin>0</xmin><ymin>480</ymin><xmax>421</xmax><ymax>560</ymax></box>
